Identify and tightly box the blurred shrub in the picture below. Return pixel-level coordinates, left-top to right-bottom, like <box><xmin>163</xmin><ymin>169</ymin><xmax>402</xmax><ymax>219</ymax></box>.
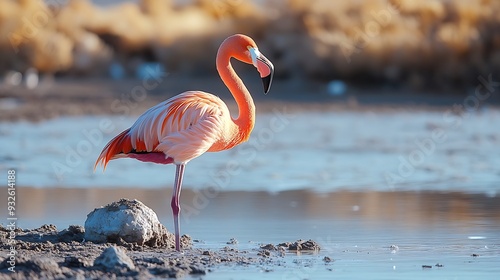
<box><xmin>275</xmin><ymin>0</ymin><xmax>500</xmax><ymax>89</ymax></box>
<box><xmin>0</xmin><ymin>0</ymin><xmax>499</xmax><ymax>89</ymax></box>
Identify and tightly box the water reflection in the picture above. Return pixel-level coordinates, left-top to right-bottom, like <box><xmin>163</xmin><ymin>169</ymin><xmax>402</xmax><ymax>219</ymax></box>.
<box><xmin>3</xmin><ymin>187</ymin><xmax>499</xmax><ymax>232</ymax></box>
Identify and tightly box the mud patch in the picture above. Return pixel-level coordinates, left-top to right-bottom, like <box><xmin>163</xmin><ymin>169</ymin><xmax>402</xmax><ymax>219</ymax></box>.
<box><xmin>0</xmin><ymin>224</ymin><xmax>323</xmax><ymax>279</ymax></box>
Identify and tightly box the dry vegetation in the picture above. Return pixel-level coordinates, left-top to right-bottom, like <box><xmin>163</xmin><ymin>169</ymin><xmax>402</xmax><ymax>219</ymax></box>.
<box><xmin>0</xmin><ymin>0</ymin><xmax>499</xmax><ymax>89</ymax></box>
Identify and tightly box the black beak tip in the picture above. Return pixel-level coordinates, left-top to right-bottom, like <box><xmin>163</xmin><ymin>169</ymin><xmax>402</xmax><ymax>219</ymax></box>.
<box><xmin>262</xmin><ymin>73</ymin><xmax>273</xmax><ymax>94</ymax></box>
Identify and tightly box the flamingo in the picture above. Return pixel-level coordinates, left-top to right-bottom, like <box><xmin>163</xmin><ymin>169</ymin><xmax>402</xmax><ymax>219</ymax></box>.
<box><xmin>95</xmin><ymin>34</ymin><xmax>274</xmax><ymax>251</ymax></box>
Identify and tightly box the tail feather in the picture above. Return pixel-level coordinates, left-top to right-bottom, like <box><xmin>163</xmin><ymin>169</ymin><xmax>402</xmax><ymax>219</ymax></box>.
<box><xmin>94</xmin><ymin>128</ymin><xmax>132</xmax><ymax>171</ymax></box>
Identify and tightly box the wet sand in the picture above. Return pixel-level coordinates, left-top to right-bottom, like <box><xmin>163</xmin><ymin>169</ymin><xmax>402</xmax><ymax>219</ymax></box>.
<box><xmin>0</xmin><ymin>222</ymin><xmax>320</xmax><ymax>279</ymax></box>
<box><xmin>1</xmin><ymin>188</ymin><xmax>499</xmax><ymax>279</ymax></box>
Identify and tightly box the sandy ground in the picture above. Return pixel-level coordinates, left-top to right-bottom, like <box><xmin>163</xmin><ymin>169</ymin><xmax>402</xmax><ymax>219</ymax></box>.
<box><xmin>0</xmin><ymin>224</ymin><xmax>321</xmax><ymax>279</ymax></box>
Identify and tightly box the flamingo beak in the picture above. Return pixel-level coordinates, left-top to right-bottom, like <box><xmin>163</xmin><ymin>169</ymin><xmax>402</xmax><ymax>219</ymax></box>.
<box><xmin>249</xmin><ymin>47</ymin><xmax>274</xmax><ymax>94</ymax></box>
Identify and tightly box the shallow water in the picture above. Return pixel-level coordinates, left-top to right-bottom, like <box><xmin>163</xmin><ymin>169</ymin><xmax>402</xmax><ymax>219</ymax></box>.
<box><xmin>1</xmin><ymin>188</ymin><xmax>499</xmax><ymax>279</ymax></box>
<box><xmin>1</xmin><ymin>109</ymin><xmax>499</xmax><ymax>194</ymax></box>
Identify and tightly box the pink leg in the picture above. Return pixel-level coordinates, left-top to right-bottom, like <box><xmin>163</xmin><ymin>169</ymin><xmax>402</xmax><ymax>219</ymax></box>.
<box><xmin>171</xmin><ymin>164</ymin><xmax>185</xmax><ymax>251</ymax></box>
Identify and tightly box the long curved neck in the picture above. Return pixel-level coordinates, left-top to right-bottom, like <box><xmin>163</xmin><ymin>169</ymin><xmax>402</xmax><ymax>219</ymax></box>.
<box><xmin>216</xmin><ymin>43</ymin><xmax>255</xmax><ymax>138</ymax></box>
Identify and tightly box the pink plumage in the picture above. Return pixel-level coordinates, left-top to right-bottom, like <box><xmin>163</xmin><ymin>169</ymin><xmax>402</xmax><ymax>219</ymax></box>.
<box><xmin>95</xmin><ymin>34</ymin><xmax>274</xmax><ymax>251</ymax></box>
<box><xmin>95</xmin><ymin>91</ymin><xmax>229</xmax><ymax>168</ymax></box>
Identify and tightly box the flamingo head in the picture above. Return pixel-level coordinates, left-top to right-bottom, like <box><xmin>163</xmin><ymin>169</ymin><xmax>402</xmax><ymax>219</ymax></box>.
<box><xmin>227</xmin><ymin>34</ymin><xmax>275</xmax><ymax>94</ymax></box>
<box><xmin>248</xmin><ymin>46</ymin><xmax>274</xmax><ymax>94</ymax></box>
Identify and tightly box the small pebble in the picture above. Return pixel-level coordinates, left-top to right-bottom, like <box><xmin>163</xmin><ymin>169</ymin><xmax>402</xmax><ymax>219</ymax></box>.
<box><xmin>227</xmin><ymin>238</ymin><xmax>238</xmax><ymax>245</ymax></box>
<box><xmin>260</xmin><ymin>244</ymin><xmax>277</xmax><ymax>251</ymax></box>
<box><xmin>94</xmin><ymin>246</ymin><xmax>135</xmax><ymax>270</ymax></box>
<box><xmin>257</xmin><ymin>249</ymin><xmax>271</xmax><ymax>257</ymax></box>
<box><xmin>422</xmin><ymin>265</ymin><xmax>432</xmax><ymax>269</ymax></box>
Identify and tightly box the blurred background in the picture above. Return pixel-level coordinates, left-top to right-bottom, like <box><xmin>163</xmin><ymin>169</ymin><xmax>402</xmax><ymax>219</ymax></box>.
<box><xmin>2</xmin><ymin>0</ymin><xmax>500</xmax><ymax>94</ymax></box>
<box><xmin>0</xmin><ymin>1</ymin><xmax>499</xmax><ymax>274</ymax></box>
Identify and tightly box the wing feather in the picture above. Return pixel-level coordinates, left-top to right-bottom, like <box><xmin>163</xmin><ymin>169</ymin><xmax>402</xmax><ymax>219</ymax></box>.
<box><xmin>95</xmin><ymin>91</ymin><xmax>229</xmax><ymax>169</ymax></box>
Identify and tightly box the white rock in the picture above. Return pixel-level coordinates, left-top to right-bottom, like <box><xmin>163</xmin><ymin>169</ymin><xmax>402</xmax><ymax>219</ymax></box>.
<box><xmin>94</xmin><ymin>246</ymin><xmax>135</xmax><ymax>270</ymax></box>
<box><xmin>84</xmin><ymin>199</ymin><xmax>170</xmax><ymax>246</ymax></box>
<box><xmin>390</xmin><ymin>244</ymin><xmax>399</xmax><ymax>252</ymax></box>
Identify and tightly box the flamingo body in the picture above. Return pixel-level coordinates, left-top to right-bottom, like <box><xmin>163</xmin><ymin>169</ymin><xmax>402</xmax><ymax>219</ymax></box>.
<box><xmin>95</xmin><ymin>91</ymin><xmax>239</xmax><ymax>167</ymax></box>
<box><xmin>95</xmin><ymin>34</ymin><xmax>274</xmax><ymax>251</ymax></box>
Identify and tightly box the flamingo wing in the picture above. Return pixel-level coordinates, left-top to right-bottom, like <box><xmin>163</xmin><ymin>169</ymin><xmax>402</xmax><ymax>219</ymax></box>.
<box><xmin>95</xmin><ymin>91</ymin><xmax>229</xmax><ymax>169</ymax></box>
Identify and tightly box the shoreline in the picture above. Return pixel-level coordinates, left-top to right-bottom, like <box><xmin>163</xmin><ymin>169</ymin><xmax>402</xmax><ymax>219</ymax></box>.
<box><xmin>1</xmin><ymin>77</ymin><xmax>500</xmax><ymax>122</ymax></box>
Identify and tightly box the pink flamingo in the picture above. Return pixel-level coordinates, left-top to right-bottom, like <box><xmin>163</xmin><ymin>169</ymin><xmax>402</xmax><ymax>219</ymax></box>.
<box><xmin>95</xmin><ymin>34</ymin><xmax>274</xmax><ymax>251</ymax></box>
